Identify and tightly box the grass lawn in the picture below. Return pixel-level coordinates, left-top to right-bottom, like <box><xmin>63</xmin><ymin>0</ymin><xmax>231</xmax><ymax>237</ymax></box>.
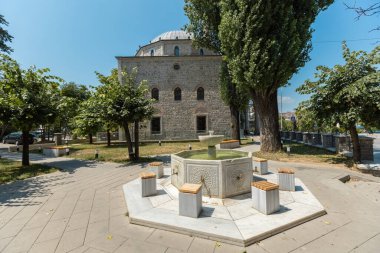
<box><xmin>253</xmin><ymin>141</ymin><xmax>355</xmax><ymax>168</ymax></box>
<box><xmin>0</xmin><ymin>158</ymin><xmax>59</xmax><ymax>184</ymax></box>
<box><xmin>68</xmin><ymin>141</ymin><xmax>206</xmax><ymax>163</ymax></box>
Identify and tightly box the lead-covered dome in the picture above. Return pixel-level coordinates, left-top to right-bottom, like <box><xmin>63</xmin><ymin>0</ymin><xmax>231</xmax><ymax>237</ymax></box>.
<box><xmin>151</xmin><ymin>30</ymin><xmax>193</xmax><ymax>43</ymax></box>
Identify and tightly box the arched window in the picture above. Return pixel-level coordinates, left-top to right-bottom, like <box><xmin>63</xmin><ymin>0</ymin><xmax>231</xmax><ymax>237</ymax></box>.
<box><xmin>200</xmin><ymin>49</ymin><xmax>204</xmax><ymax>56</ymax></box>
<box><xmin>151</xmin><ymin>88</ymin><xmax>159</xmax><ymax>100</ymax></box>
<box><xmin>174</xmin><ymin>87</ymin><xmax>181</xmax><ymax>101</ymax></box>
<box><xmin>174</xmin><ymin>46</ymin><xmax>180</xmax><ymax>56</ymax></box>
<box><xmin>197</xmin><ymin>87</ymin><xmax>204</xmax><ymax>100</ymax></box>
<box><xmin>150</xmin><ymin>49</ymin><xmax>154</xmax><ymax>56</ymax></box>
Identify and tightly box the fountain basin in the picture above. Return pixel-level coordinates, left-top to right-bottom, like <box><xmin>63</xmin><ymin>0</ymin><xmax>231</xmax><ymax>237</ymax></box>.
<box><xmin>171</xmin><ymin>149</ymin><xmax>252</xmax><ymax>198</ymax></box>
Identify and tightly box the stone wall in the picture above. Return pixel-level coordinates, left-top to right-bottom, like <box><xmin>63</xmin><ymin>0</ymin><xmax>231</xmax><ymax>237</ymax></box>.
<box><xmin>117</xmin><ymin>55</ymin><xmax>231</xmax><ymax>140</ymax></box>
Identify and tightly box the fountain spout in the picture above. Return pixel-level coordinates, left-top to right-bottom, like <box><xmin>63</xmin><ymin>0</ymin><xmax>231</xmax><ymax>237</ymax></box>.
<box><xmin>198</xmin><ymin>130</ymin><xmax>224</xmax><ymax>159</ymax></box>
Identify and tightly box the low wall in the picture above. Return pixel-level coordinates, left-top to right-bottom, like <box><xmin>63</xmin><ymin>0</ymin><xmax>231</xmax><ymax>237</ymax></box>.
<box><xmin>8</xmin><ymin>143</ymin><xmax>55</xmax><ymax>152</ymax></box>
<box><xmin>219</xmin><ymin>140</ymin><xmax>240</xmax><ymax>149</ymax></box>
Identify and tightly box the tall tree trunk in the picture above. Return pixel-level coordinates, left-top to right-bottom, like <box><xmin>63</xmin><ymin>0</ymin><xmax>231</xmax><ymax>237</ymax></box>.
<box><xmin>349</xmin><ymin>125</ymin><xmax>361</xmax><ymax>162</ymax></box>
<box><xmin>252</xmin><ymin>90</ymin><xmax>282</xmax><ymax>152</ymax></box>
<box><xmin>123</xmin><ymin>123</ymin><xmax>134</xmax><ymax>160</ymax></box>
<box><xmin>41</xmin><ymin>126</ymin><xmax>46</xmax><ymax>143</ymax></box>
<box><xmin>0</xmin><ymin>124</ymin><xmax>8</xmax><ymax>140</ymax></box>
<box><xmin>22</xmin><ymin>130</ymin><xmax>30</xmax><ymax>166</ymax></box>
<box><xmin>88</xmin><ymin>133</ymin><xmax>93</xmax><ymax>144</ymax></box>
<box><xmin>230</xmin><ymin>106</ymin><xmax>240</xmax><ymax>142</ymax></box>
<box><xmin>134</xmin><ymin>121</ymin><xmax>140</xmax><ymax>160</ymax></box>
<box><xmin>106</xmin><ymin>129</ymin><xmax>111</xmax><ymax>147</ymax></box>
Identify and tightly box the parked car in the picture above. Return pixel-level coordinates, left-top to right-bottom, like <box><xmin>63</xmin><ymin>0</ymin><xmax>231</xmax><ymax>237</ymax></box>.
<box><xmin>2</xmin><ymin>132</ymin><xmax>35</xmax><ymax>144</ymax></box>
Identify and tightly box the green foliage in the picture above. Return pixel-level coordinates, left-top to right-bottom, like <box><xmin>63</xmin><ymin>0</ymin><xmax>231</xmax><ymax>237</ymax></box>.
<box><xmin>0</xmin><ymin>15</ymin><xmax>13</xmax><ymax>54</ymax></box>
<box><xmin>218</xmin><ymin>0</ymin><xmax>333</xmax><ymax>93</ymax></box>
<box><xmin>280</xmin><ymin>118</ymin><xmax>293</xmax><ymax>131</ymax></box>
<box><xmin>73</xmin><ymin>95</ymin><xmax>103</xmax><ymax>137</ymax></box>
<box><xmin>95</xmin><ymin>68</ymin><xmax>154</xmax><ymax>126</ymax></box>
<box><xmin>0</xmin><ymin>54</ymin><xmax>61</xmax><ymax>132</ymax></box>
<box><xmin>297</xmin><ymin>43</ymin><xmax>380</xmax><ymax>130</ymax></box>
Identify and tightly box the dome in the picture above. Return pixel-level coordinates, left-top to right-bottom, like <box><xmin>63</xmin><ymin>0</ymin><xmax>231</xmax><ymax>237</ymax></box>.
<box><xmin>151</xmin><ymin>30</ymin><xmax>193</xmax><ymax>43</ymax></box>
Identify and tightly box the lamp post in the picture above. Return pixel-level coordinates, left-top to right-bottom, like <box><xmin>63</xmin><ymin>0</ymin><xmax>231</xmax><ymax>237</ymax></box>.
<box><xmin>280</xmin><ymin>87</ymin><xmax>283</xmax><ymax>131</ymax></box>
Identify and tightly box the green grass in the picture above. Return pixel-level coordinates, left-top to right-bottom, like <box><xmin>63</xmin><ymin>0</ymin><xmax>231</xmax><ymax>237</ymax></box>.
<box><xmin>0</xmin><ymin>158</ymin><xmax>59</xmax><ymax>184</ymax></box>
<box><xmin>253</xmin><ymin>141</ymin><xmax>354</xmax><ymax>168</ymax></box>
<box><xmin>68</xmin><ymin>141</ymin><xmax>206</xmax><ymax>163</ymax></box>
<box><xmin>179</xmin><ymin>150</ymin><xmax>248</xmax><ymax>160</ymax></box>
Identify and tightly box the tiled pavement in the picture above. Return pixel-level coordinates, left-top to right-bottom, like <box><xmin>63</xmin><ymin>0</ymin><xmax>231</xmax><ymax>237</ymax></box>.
<box><xmin>0</xmin><ymin>150</ymin><xmax>380</xmax><ymax>253</ymax></box>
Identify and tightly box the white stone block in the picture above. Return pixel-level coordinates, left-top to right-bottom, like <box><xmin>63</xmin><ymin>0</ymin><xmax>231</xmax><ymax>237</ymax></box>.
<box><xmin>179</xmin><ymin>190</ymin><xmax>202</xmax><ymax>218</ymax></box>
<box><xmin>278</xmin><ymin>173</ymin><xmax>295</xmax><ymax>191</ymax></box>
<box><xmin>141</xmin><ymin>177</ymin><xmax>157</xmax><ymax>197</ymax></box>
<box><xmin>251</xmin><ymin>186</ymin><xmax>280</xmax><ymax>215</ymax></box>
<box><xmin>253</xmin><ymin>160</ymin><xmax>268</xmax><ymax>175</ymax></box>
<box><xmin>149</xmin><ymin>164</ymin><xmax>164</xmax><ymax>178</ymax></box>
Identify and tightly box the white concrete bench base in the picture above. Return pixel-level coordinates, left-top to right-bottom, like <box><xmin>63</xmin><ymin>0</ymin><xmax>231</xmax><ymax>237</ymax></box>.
<box><xmin>141</xmin><ymin>178</ymin><xmax>157</xmax><ymax>197</ymax></box>
<box><xmin>149</xmin><ymin>165</ymin><xmax>164</xmax><ymax>178</ymax></box>
<box><xmin>252</xmin><ymin>186</ymin><xmax>280</xmax><ymax>215</ymax></box>
<box><xmin>254</xmin><ymin>161</ymin><xmax>268</xmax><ymax>175</ymax></box>
<box><xmin>179</xmin><ymin>191</ymin><xmax>202</xmax><ymax>218</ymax></box>
<box><xmin>278</xmin><ymin>173</ymin><xmax>295</xmax><ymax>191</ymax></box>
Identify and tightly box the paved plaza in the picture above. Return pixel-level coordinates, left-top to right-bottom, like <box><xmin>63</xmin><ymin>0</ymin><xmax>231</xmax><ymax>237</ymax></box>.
<box><xmin>0</xmin><ymin>145</ymin><xmax>380</xmax><ymax>252</ymax></box>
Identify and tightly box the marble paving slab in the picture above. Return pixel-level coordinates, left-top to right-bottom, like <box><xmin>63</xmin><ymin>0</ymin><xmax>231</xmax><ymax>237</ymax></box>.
<box><xmin>123</xmin><ymin>169</ymin><xmax>326</xmax><ymax>247</ymax></box>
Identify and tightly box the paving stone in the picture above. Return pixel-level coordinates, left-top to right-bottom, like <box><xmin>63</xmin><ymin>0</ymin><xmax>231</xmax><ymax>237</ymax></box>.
<box><xmin>109</xmin><ymin>215</ymin><xmax>154</xmax><ymax>240</ymax></box>
<box><xmin>147</xmin><ymin>230</ymin><xmax>193</xmax><ymax>251</ymax></box>
<box><xmin>50</xmin><ymin>193</ymin><xmax>80</xmax><ymax>221</ymax></box>
<box><xmin>351</xmin><ymin>233</ymin><xmax>380</xmax><ymax>253</ymax></box>
<box><xmin>187</xmin><ymin>237</ymin><xmax>216</xmax><ymax>253</ymax></box>
<box><xmin>56</xmin><ymin>228</ymin><xmax>86</xmax><ymax>253</ymax></box>
<box><xmin>89</xmin><ymin>206</ymin><xmax>109</xmax><ymax>224</ymax></box>
<box><xmin>86</xmin><ymin>233</ymin><xmax>127</xmax><ymax>252</ymax></box>
<box><xmin>73</xmin><ymin>199</ymin><xmax>94</xmax><ymax>214</ymax></box>
<box><xmin>114</xmin><ymin>239</ymin><xmax>167</xmax><ymax>253</ymax></box>
<box><xmin>0</xmin><ymin>237</ymin><xmax>13</xmax><ymax>252</ymax></box>
<box><xmin>66</xmin><ymin>211</ymin><xmax>91</xmax><ymax>232</ymax></box>
<box><xmin>24</xmin><ymin>211</ymin><xmax>53</xmax><ymax>229</ymax></box>
<box><xmin>36</xmin><ymin>218</ymin><xmax>68</xmax><ymax>243</ymax></box>
<box><xmin>0</xmin><ymin>217</ymin><xmax>29</xmax><ymax>239</ymax></box>
<box><xmin>29</xmin><ymin>238</ymin><xmax>60</xmax><ymax>253</ymax></box>
<box><xmin>245</xmin><ymin>244</ymin><xmax>270</xmax><ymax>253</ymax></box>
<box><xmin>213</xmin><ymin>242</ymin><xmax>245</xmax><ymax>253</ymax></box>
<box><xmin>85</xmin><ymin>220</ymin><xmax>109</xmax><ymax>243</ymax></box>
<box><xmin>2</xmin><ymin>226</ymin><xmax>43</xmax><ymax>253</ymax></box>
<box><xmin>84</xmin><ymin>248</ymin><xmax>108</xmax><ymax>253</ymax></box>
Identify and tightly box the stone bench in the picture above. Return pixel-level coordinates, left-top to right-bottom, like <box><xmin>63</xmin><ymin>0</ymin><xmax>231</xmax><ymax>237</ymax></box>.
<box><xmin>219</xmin><ymin>140</ymin><xmax>240</xmax><ymax>149</ymax></box>
<box><xmin>278</xmin><ymin>168</ymin><xmax>295</xmax><ymax>191</ymax></box>
<box><xmin>179</xmin><ymin>183</ymin><xmax>202</xmax><ymax>218</ymax></box>
<box><xmin>140</xmin><ymin>172</ymin><xmax>157</xmax><ymax>197</ymax></box>
<box><xmin>253</xmin><ymin>158</ymin><xmax>268</xmax><ymax>175</ymax></box>
<box><xmin>251</xmin><ymin>181</ymin><xmax>280</xmax><ymax>215</ymax></box>
<box><xmin>43</xmin><ymin>147</ymin><xmax>68</xmax><ymax>157</ymax></box>
<box><xmin>148</xmin><ymin>162</ymin><xmax>164</xmax><ymax>178</ymax></box>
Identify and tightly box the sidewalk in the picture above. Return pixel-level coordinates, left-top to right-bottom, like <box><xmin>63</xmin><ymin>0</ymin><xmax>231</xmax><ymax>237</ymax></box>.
<box><xmin>0</xmin><ymin>150</ymin><xmax>379</xmax><ymax>252</ymax></box>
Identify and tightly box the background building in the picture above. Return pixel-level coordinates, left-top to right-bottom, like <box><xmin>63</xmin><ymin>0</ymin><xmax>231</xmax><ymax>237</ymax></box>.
<box><xmin>116</xmin><ymin>30</ymin><xmax>232</xmax><ymax>141</ymax></box>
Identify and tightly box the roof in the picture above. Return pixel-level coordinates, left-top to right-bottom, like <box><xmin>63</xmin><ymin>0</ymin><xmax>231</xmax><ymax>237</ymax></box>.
<box><xmin>151</xmin><ymin>30</ymin><xmax>193</xmax><ymax>43</ymax></box>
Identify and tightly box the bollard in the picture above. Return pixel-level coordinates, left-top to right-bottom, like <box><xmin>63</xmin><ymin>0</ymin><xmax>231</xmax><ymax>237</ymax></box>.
<box><xmin>189</xmin><ymin>144</ymin><xmax>192</xmax><ymax>150</ymax></box>
<box><xmin>16</xmin><ymin>141</ymin><xmax>19</xmax><ymax>152</ymax></box>
<box><xmin>95</xmin><ymin>149</ymin><xmax>99</xmax><ymax>159</ymax></box>
<box><xmin>286</xmin><ymin>146</ymin><xmax>291</xmax><ymax>156</ymax></box>
<box><xmin>38</xmin><ymin>146</ymin><xmax>42</xmax><ymax>153</ymax></box>
<box><xmin>65</xmin><ymin>148</ymin><xmax>70</xmax><ymax>156</ymax></box>
<box><xmin>158</xmin><ymin>140</ymin><xmax>161</xmax><ymax>146</ymax></box>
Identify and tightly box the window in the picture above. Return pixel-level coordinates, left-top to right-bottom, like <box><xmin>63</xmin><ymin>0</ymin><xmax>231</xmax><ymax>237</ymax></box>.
<box><xmin>174</xmin><ymin>46</ymin><xmax>180</xmax><ymax>56</ymax></box>
<box><xmin>150</xmin><ymin>49</ymin><xmax>154</xmax><ymax>56</ymax></box>
<box><xmin>196</xmin><ymin>116</ymin><xmax>207</xmax><ymax>132</ymax></box>
<box><xmin>151</xmin><ymin>117</ymin><xmax>161</xmax><ymax>134</ymax></box>
<box><xmin>197</xmin><ymin>87</ymin><xmax>204</xmax><ymax>100</ymax></box>
<box><xmin>200</xmin><ymin>49</ymin><xmax>204</xmax><ymax>56</ymax></box>
<box><xmin>174</xmin><ymin>87</ymin><xmax>181</xmax><ymax>101</ymax></box>
<box><xmin>151</xmin><ymin>88</ymin><xmax>159</xmax><ymax>100</ymax></box>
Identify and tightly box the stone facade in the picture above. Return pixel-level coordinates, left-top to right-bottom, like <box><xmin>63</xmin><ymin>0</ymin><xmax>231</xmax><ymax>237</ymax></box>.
<box><xmin>116</xmin><ymin>31</ymin><xmax>231</xmax><ymax>140</ymax></box>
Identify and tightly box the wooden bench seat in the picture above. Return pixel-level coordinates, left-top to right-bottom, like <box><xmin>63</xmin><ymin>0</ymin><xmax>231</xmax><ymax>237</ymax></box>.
<box><xmin>251</xmin><ymin>181</ymin><xmax>279</xmax><ymax>191</ymax></box>
<box><xmin>179</xmin><ymin>183</ymin><xmax>202</xmax><ymax>194</ymax></box>
<box><xmin>140</xmin><ymin>172</ymin><xmax>156</xmax><ymax>179</ymax></box>
<box><xmin>278</xmin><ymin>168</ymin><xmax>295</xmax><ymax>174</ymax></box>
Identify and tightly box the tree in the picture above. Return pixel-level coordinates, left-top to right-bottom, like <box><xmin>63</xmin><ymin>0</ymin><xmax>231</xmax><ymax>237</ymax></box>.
<box><xmin>184</xmin><ymin>0</ymin><xmax>249</xmax><ymax>141</ymax></box>
<box><xmin>55</xmin><ymin>82</ymin><xmax>90</xmax><ymax>139</ymax></box>
<box><xmin>345</xmin><ymin>1</ymin><xmax>380</xmax><ymax>31</ymax></box>
<box><xmin>0</xmin><ymin>15</ymin><xmax>13</xmax><ymax>54</ymax></box>
<box><xmin>297</xmin><ymin>43</ymin><xmax>380</xmax><ymax>162</ymax></box>
<box><xmin>95</xmin><ymin>68</ymin><xmax>154</xmax><ymax>160</ymax></box>
<box><xmin>0</xmin><ymin>54</ymin><xmax>61</xmax><ymax>165</ymax></box>
<box><xmin>73</xmin><ymin>96</ymin><xmax>103</xmax><ymax>144</ymax></box>
<box><xmin>217</xmin><ymin>0</ymin><xmax>333</xmax><ymax>152</ymax></box>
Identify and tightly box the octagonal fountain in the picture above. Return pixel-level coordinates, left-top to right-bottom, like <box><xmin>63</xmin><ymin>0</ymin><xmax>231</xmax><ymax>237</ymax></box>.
<box><xmin>171</xmin><ymin>131</ymin><xmax>252</xmax><ymax>198</ymax></box>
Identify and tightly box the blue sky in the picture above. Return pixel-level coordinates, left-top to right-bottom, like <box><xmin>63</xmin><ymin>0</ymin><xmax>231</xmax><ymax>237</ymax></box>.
<box><xmin>1</xmin><ymin>0</ymin><xmax>379</xmax><ymax>112</ymax></box>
